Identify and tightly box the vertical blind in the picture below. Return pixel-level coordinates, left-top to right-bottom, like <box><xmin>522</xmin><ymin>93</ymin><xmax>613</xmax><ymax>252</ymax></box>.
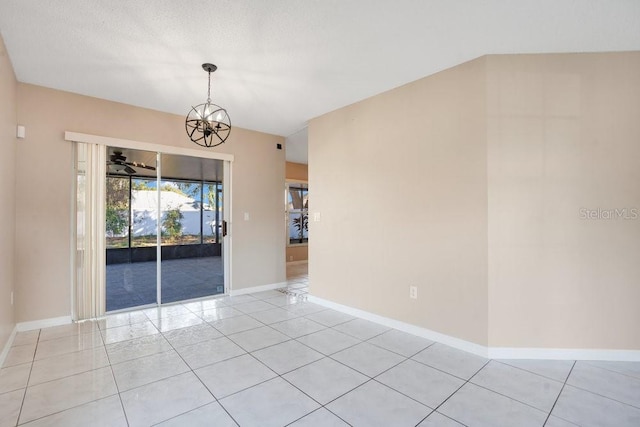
<box><xmin>74</xmin><ymin>142</ymin><xmax>106</xmax><ymax>320</ymax></box>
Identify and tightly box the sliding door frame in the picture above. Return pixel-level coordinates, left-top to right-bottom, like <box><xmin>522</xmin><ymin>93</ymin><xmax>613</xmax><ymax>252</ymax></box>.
<box><xmin>67</xmin><ymin>132</ymin><xmax>234</xmax><ymax>318</ymax></box>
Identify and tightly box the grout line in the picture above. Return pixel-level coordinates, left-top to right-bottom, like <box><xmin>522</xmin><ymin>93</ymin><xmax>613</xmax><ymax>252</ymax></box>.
<box><xmin>459</xmin><ymin>360</ymin><xmax>559</xmax><ymax>415</ymax></box>
<box><xmin>543</xmin><ymin>360</ymin><xmax>576</xmax><ymax>426</ymax></box>
<box><xmin>102</xmin><ymin>343</ymin><xmax>131</xmax><ymax>427</ymax></box>
<box><xmin>161</xmin><ymin>329</ymin><xmax>242</xmax><ymax>427</ymax></box>
<box><xmin>428</xmin><ymin>358</ymin><xmax>492</xmax><ymax>420</ymax></box>
<box><xmin>493</xmin><ymin>359</ymin><xmax>571</xmax><ymax>383</ymax></box>
<box><xmin>14</xmin><ymin>329</ymin><xmax>39</xmax><ymax>426</ymax></box>
<box><xmin>558</xmin><ymin>381</ymin><xmax>640</xmax><ymax>411</ymax></box>
<box><xmin>581</xmin><ymin>360</ymin><xmax>640</xmax><ymax>382</ymax></box>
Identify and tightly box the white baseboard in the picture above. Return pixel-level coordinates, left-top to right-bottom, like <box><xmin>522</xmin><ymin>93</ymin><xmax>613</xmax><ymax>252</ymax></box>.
<box><xmin>307</xmin><ymin>295</ymin><xmax>489</xmax><ymax>358</ymax></box>
<box><xmin>0</xmin><ymin>326</ymin><xmax>18</xmax><ymax>368</ymax></box>
<box><xmin>489</xmin><ymin>347</ymin><xmax>640</xmax><ymax>362</ymax></box>
<box><xmin>307</xmin><ymin>295</ymin><xmax>640</xmax><ymax>362</ymax></box>
<box><xmin>286</xmin><ymin>260</ymin><xmax>308</xmax><ymax>266</ymax></box>
<box><xmin>230</xmin><ymin>282</ymin><xmax>288</xmax><ymax>296</ymax></box>
<box><xmin>17</xmin><ymin>316</ymin><xmax>72</xmax><ymax>332</ymax></box>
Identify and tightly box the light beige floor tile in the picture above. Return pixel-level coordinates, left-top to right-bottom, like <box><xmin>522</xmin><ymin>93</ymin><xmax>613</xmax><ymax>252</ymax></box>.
<box><xmin>0</xmin><ymin>363</ymin><xmax>31</xmax><ymax>394</ymax></box>
<box><xmin>567</xmin><ymin>361</ymin><xmax>640</xmax><ymax>408</ymax></box>
<box><xmin>233</xmin><ymin>300</ymin><xmax>277</xmax><ymax>314</ymax></box>
<box><xmin>296</xmin><ymin>328</ymin><xmax>360</xmax><ymax>355</ymax></box>
<box><xmin>195</xmin><ymin>354</ymin><xmax>276</xmax><ymax>399</ymax></box>
<box><xmin>20</xmin><ymin>395</ymin><xmax>127</xmax><ymax>427</ymax></box>
<box><xmin>217</xmin><ymin>295</ymin><xmax>259</xmax><ymax>306</ymax></box>
<box><xmin>155</xmin><ymin>402</ymin><xmax>238</xmax><ymax>427</ymax></box>
<box><xmin>161</xmin><ymin>323</ymin><xmax>222</xmax><ymax>348</ymax></box>
<box><xmin>29</xmin><ymin>347</ymin><xmax>110</xmax><ymax>386</ymax></box>
<box><xmin>227</xmin><ymin>326</ymin><xmax>289</xmax><ymax>352</ymax></box>
<box><xmin>105</xmin><ymin>333</ymin><xmax>173</xmax><ymax>365</ymax></box>
<box><xmin>209</xmin><ymin>315</ymin><xmax>263</xmax><ymax>335</ymax></box>
<box><xmin>289</xmin><ymin>408</ymin><xmax>350</xmax><ymax>426</ymax></box>
<box><xmin>584</xmin><ymin>360</ymin><xmax>640</xmax><ymax>381</ymax></box>
<box><xmin>332</xmin><ymin>318</ymin><xmax>390</xmax><ymax>341</ymax></box>
<box><xmin>367</xmin><ymin>329</ymin><xmax>434</xmax><ymax>357</ymax></box>
<box><xmin>498</xmin><ymin>359</ymin><xmax>574</xmax><ymax>382</ymax></box>
<box><xmin>412</xmin><ymin>343</ymin><xmax>488</xmax><ymax>380</ymax></box>
<box><xmin>552</xmin><ymin>385</ymin><xmax>640</xmax><ymax>427</ymax></box>
<box><xmin>39</xmin><ymin>322</ymin><xmax>99</xmax><ymax>342</ymax></box>
<box><xmin>220</xmin><ymin>377</ymin><xmax>319</xmax><ymax>427</ymax></box>
<box><xmin>283</xmin><ymin>357</ymin><xmax>368</xmax><ymax>405</ymax></box>
<box><xmin>0</xmin><ymin>389</ymin><xmax>24</xmax><ymax>427</ymax></box>
<box><xmin>96</xmin><ymin>311</ymin><xmax>150</xmax><ymax>330</ymax></box>
<box><xmin>249</xmin><ymin>290</ymin><xmax>285</xmax><ymax>300</ymax></box>
<box><xmin>270</xmin><ymin>317</ymin><xmax>325</xmax><ymax>339</ymax></box>
<box><xmin>332</xmin><ymin>342</ymin><xmax>405</xmax><ymax>377</ymax></box>
<box><xmin>11</xmin><ymin>330</ymin><xmax>40</xmax><ymax>347</ymax></box>
<box><xmin>182</xmin><ymin>298</ymin><xmax>228</xmax><ymax>313</ymax></box>
<box><xmin>438</xmin><ymin>383</ymin><xmax>547</xmax><ymax>427</ymax></box>
<box><xmin>248</xmin><ymin>307</ymin><xmax>299</xmax><ymax>325</ymax></box>
<box><xmin>150</xmin><ymin>312</ymin><xmax>204</xmax><ymax>332</ymax></box>
<box><xmin>142</xmin><ymin>305</ymin><xmax>192</xmax><ymax>321</ymax></box>
<box><xmin>252</xmin><ymin>340</ymin><xmax>323</xmax><ymax>375</ymax></box>
<box><xmin>471</xmin><ymin>360</ymin><xmax>563</xmax><ymax>412</ymax></box>
<box><xmin>3</xmin><ymin>344</ymin><xmax>36</xmax><ymax>367</ymax></box>
<box><xmin>418</xmin><ymin>411</ymin><xmax>465</xmax><ymax>426</ymax></box>
<box><xmin>100</xmin><ymin>321</ymin><xmax>159</xmax><ymax>345</ymax></box>
<box><xmin>120</xmin><ymin>372</ymin><xmax>214</xmax><ymax>427</ymax></box>
<box><xmin>327</xmin><ymin>380</ymin><xmax>430</xmax><ymax>427</ymax></box>
<box><xmin>176</xmin><ymin>336</ymin><xmax>245</xmax><ymax>369</ymax></box>
<box><xmin>20</xmin><ymin>366</ymin><xmax>117</xmax><ymax>424</ymax></box>
<box><xmin>304</xmin><ymin>309</ymin><xmax>354</xmax><ymax>327</ymax></box>
<box><xmin>112</xmin><ymin>350</ymin><xmax>189</xmax><ymax>391</ymax></box>
<box><xmin>198</xmin><ymin>306</ymin><xmax>243</xmax><ymax>322</ymax></box>
<box><xmin>34</xmin><ymin>332</ymin><xmax>104</xmax><ymax>360</ymax></box>
<box><xmin>377</xmin><ymin>359</ymin><xmax>464</xmax><ymax>408</ymax></box>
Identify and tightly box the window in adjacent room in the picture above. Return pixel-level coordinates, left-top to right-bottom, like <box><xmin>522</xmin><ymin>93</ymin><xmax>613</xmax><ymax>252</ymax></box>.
<box><xmin>287</xmin><ymin>183</ymin><xmax>308</xmax><ymax>245</ymax></box>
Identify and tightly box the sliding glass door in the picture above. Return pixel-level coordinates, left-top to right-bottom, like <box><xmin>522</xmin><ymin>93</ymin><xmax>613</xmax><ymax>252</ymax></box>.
<box><xmin>104</xmin><ymin>147</ymin><xmax>225</xmax><ymax>312</ymax></box>
<box><xmin>105</xmin><ymin>149</ymin><xmax>158</xmax><ymax>311</ymax></box>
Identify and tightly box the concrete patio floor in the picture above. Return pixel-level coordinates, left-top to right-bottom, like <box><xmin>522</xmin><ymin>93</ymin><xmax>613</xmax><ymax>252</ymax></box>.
<box><xmin>106</xmin><ymin>256</ymin><xmax>224</xmax><ymax>311</ymax></box>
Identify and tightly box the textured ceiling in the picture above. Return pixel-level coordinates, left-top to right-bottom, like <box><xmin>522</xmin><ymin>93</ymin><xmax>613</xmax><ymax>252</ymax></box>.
<box><xmin>1</xmin><ymin>0</ymin><xmax>639</xmax><ymax>162</ymax></box>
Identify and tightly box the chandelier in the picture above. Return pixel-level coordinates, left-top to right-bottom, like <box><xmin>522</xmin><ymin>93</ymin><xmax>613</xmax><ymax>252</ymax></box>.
<box><xmin>185</xmin><ymin>63</ymin><xmax>231</xmax><ymax>147</ymax></box>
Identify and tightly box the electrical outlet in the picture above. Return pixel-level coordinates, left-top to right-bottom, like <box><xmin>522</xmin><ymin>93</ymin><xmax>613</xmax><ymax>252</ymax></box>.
<box><xmin>409</xmin><ymin>286</ymin><xmax>418</xmax><ymax>299</ymax></box>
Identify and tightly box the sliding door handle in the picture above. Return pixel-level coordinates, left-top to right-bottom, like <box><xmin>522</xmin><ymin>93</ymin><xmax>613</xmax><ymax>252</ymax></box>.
<box><xmin>222</xmin><ymin>220</ymin><xmax>228</xmax><ymax>237</ymax></box>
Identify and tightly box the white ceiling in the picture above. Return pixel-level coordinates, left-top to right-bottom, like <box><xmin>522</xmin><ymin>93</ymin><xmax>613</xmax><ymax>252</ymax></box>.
<box><xmin>1</xmin><ymin>1</ymin><xmax>639</xmax><ymax>164</ymax></box>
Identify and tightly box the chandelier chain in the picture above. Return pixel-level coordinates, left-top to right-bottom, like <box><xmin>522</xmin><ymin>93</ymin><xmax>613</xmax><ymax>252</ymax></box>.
<box><xmin>207</xmin><ymin>71</ymin><xmax>212</xmax><ymax>104</ymax></box>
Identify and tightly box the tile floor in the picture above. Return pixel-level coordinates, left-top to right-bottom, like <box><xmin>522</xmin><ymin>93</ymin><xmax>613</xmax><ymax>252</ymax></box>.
<box><xmin>1</xmin><ymin>263</ymin><xmax>640</xmax><ymax>426</ymax></box>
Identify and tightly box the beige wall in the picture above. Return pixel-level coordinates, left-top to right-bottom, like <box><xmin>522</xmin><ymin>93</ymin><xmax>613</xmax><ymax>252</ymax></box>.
<box><xmin>286</xmin><ymin>161</ymin><xmax>309</xmax><ymax>262</ymax></box>
<box><xmin>487</xmin><ymin>53</ymin><xmax>640</xmax><ymax>349</ymax></box>
<box><xmin>286</xmin><ymin>245</ymin><xmax>308</xmax><ymax>263</ymax></box>
<box><xmin>286</xmin><ymin>161</ymin><xmax>308</xmax><ymax>182</ymax></box>
<box><xmin>309</xmin><ymin>52</ymin><xmax>640</xmax><ymax>350</ymax></box>
<box><xmin>0</xmin><ymin>35</ymin><xmax>17</xmax><ymax>349</ymax></box>
<box><xmin>15</xmin><ymin>84</ymin><xmax>285</xmax><ymax>323</ymax></box>
<box><xmin>309</xmin><ymin>58</ymin><xmax>489</xmax><ymax>346</ymax></box>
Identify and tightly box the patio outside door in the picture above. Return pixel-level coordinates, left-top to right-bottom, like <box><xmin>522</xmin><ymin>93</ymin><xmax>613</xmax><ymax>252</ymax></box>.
<box><xmin>105</xmin><ymin>147</ymin><xmax>227</xmax><ymax>312</ymax></box>
<box><xmin>159</xmin><ymin>152</ymin><xmax>225</xmax><ymax>305</ymax></box>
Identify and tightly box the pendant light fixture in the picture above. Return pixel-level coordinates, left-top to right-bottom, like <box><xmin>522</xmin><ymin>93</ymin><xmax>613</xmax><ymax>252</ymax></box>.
<box><xmin>185</xmin><ymin>63</ymin><xmax>231</xmax><ymax>147</ymax></box>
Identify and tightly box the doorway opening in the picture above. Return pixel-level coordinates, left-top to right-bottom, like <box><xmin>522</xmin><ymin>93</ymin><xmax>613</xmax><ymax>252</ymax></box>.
<box><xmin>105</xmin><ymin>147</ymin><xmax>225</xmax><ymax>312</ymax></box>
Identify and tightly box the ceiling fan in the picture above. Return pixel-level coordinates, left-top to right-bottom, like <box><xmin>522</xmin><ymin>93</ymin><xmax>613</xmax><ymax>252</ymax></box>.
<box><xmin>107</xmin><ymin>151</ymin><xmax>156</xmax><ymax>175</ymax></box>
